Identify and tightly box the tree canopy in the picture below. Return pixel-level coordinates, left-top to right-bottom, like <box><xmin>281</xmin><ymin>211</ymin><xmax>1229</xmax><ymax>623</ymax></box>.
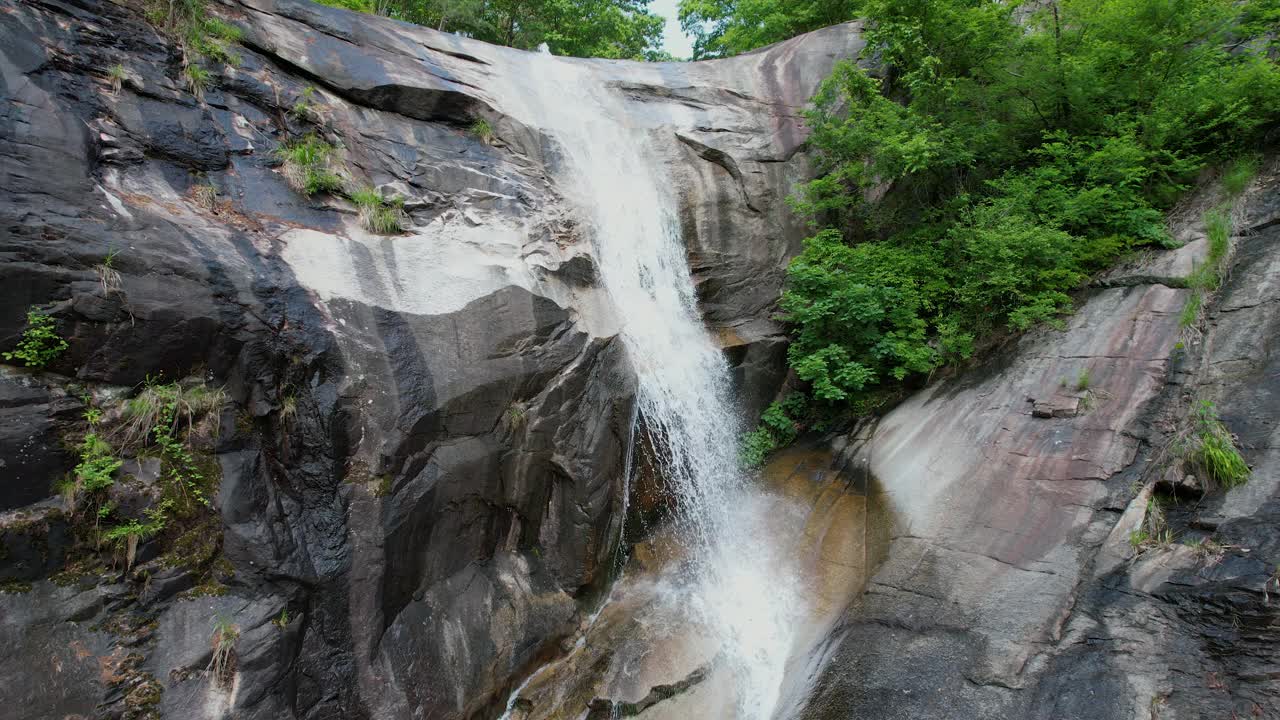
<box><xmin>741</xmin><ymin>0</ymin><xmax>1280</xmax><ymax>461</ymax></box>
<box><xmin>677</xmin><ymin>0</ymin><xmax>858</xmax><ymax>59</ymax></box>
<box><xmin>319</xmin><ymin>0</ymin><xmax>667</xmax><ymax>59</ymax></box>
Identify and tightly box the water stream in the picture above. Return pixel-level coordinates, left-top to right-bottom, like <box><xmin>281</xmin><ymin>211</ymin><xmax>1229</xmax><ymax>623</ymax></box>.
<box><xmin>501</xmin><ymin>53</ymin><xmax>806</xmax><ymax>718</ymax></box>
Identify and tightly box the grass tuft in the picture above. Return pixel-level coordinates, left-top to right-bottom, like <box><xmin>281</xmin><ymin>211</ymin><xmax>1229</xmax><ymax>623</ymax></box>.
<box><xmin>1221</xmin><ymin>156</ymin><xmax>1258</xmax><ymax>197</ymax></box>
<box><xmin>470</xmin><ymin>118</ymin><xmax>494</xmax><ymax>143</ymax></box>
<box><xmin>209</xmin><ymin>616</ymin><xmax>239</xmax><ymax>686</ymax></box>
<box><xmin>277</xmin><ymin>136</ymin><xmax>343</xmax><ymax>196</ymax></box>
<box><xmin>350</xmin><ymin>186</ymin><xmax>404</xmax><ymax>234</ymax></box>
<box><xmin>1187</xmin><ymin>400</ymin><xmax>1249</xmax><ymax>489</ymax></box>
<box><xmin>108</xmin><ymin>64</ymin><xmax>127</xmax><ymax>94</ymax></box>
<box><xmin>184</xmin><ymin>64</ymin><xmax>211</xmax><ymax>101</ymax></box>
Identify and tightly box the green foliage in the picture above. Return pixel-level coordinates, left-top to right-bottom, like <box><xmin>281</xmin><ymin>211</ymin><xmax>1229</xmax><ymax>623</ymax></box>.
<box><xmin>1075</xmin><ymin>368</ymin><xmax>1091</xmax><ymax>392</ymax></box>
<box><xmin>1187</xmin><ymin>400</ymin><xmax>1249</xmax><ymax>489</ymax></box>
<box><xmin>74</xmin><ymin>433</ymin><xmax>122</xmax><ymax>494</ymax></box>
<box><xmin>277</xmin><ymin>137</ymin><xmax>344</xmax><ymax>196</ymax></box>
<box><xmin>320</xmin><ymin>0</ymin><xmax>666</xmax><ymax>59</ymax></box>
<box><xmin>678</xmin><ymin>0</ymin><xmax>858</xmax><ymax>59</ymax></box>
<box><xmin>1181</xmin><ymin>208</ymin><xmax>1235</xmax><ymax>325</ymax></box>
<box><xmin>184</xmin><ymin>64</ymin><xmax>211</xmax><ymax>100</ymax></box>
<box><xmin>783</xmin><ymin>0</ymin><xmax>1280</xmax><ymax>413</ymax></box>
<box><xmin>122</xmin><ymin>377</ymin><xmax>226</xmax><ymax>512</ymax></box>
<box><xmin>1222</xmin><ymin>156</ymin><xmax>1259</xmax><ymax>197</ymax></box>
<box><xmin>739</xmin><ymin>394</ymin><xmax>807</xmax><ymax>467</ymax></box>
<box><xmin>4</xmin><ymin>309</ymin><xmax>68</xmax><ymax>369</ymax></box>
<box><xmin>291</xmin><ymin>86</ymin><xmax>317</xmax><ymax>119</ymax></box>
<box><xmin>470</xmin><ymin>118</ymin><xmax>495</xmax><ymax>143</ymax></box>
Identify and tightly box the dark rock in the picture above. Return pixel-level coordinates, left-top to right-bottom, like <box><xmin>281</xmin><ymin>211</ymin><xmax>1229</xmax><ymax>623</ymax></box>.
<box><xmin>0</xmin><ymin>0</ymin><xmax>858</xmax><ymax>717</ymax></box>
<box><xmin>0</xmin><ymin>376</ymin><xmax>74</xmax><ymax>510</ymax></box>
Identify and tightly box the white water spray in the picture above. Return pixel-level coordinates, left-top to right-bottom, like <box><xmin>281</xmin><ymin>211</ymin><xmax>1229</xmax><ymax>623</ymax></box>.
<box><xmin>511</xmin><ymin>55</ymin><xmax>805</xmax><ymax>719</ymax></box>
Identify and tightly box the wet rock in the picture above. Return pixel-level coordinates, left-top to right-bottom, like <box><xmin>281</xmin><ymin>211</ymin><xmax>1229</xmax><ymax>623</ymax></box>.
<box><xmin>0</xmin><ymin>0</ymin><xmax>857</xmax><ymax>716</ymax></box>
<box><xmin>0</xmin><ymin>376</ymin><xmax>73</xmax><ymax>510</ymax></box>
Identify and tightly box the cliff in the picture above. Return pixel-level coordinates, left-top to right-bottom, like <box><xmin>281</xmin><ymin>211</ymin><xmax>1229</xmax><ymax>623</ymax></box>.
<box><xmin>0</xmin><ymin>1</ymin><xmax>858</xmax><ymax>718</ymax></box>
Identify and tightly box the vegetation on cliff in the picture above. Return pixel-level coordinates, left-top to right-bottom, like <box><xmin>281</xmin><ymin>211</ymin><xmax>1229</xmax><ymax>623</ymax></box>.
<box><xmin>736</xmin><ymin>0</ymin><xmax>1279</xmax><ymax>461</ymax></box>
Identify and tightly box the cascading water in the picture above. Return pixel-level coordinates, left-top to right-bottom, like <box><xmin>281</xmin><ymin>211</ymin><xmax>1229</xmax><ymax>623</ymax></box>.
<box><xmin>506</xmin><ymin>54</ymin><xmax>806</xmax><ymax>719</ymax></box>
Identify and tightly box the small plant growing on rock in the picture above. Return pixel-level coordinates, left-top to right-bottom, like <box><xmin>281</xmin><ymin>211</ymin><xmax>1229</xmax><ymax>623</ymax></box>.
<box><xmin>470</xmin><ymin>118</ymin><xmax>494</xmax><ymax>144</ymax></box>
<box><xmin>1180</xmin><ymin>210</ymin><xmax>1235</xmax><ymax>328</ymax></box>
<box><xmin>1075</xmin><ymin>368</ymin><xmax>1091</xmax><ymax>392</ymax></box>
<box><xmin>108</xmin><ymin>63</ymin><xmax>127</xmax><ymax>94</ymax></box>
<box><xmin>1221</xmin><ymin>156</ymin><xmax>1258</xmax><ymax>197</ymax></box>
<box><xmin>1186</xmin><ymin>400</ymin><xmax>1249</xmax><ymax>489</ymax></box>
<box><xmin>350</xmin><ymin>186</ymin><xmax>403</xmax><ymax>234</ymax></box>
<box><xmin>290</xmin><ymin>86</ymin><xmax>316</xmax><ymax>119</ymax></box>
<box><xmin>1130</xmin><ymin>497</ymin><xmax>1174</xmax><ymax>551</ymax></box>
<box><xmin>272</xmin><ymin>609</ymin><xmax>290</xmax><ymax>629</ymax></box>
<box><xmin>104</xmin><ymin>501</ymin><xmax>170</xmax><ymax>570</ymax></box>
<box><xmin>120</xmin><ymin>377</ymin><xmax>226</xmax><ymax>511</ymax></box>
<box><xmin>280</xmin><ymin>393</ymin><xmax>297</xmax><ymax>420</ymax></box>
<box><xmin>277</xmin><ymin>136</ymin><xmax>343</xmax><ymax>196</ymax></box>
<box><xmin>96</xmin><ymin>249</ymin><xmax>122</xmax><ymax>295</ymax></box>
<box><xmin>209</xmin><ymin>616</ymin><xmax>239</xmax><ymax>686</ymax></box>
<box><xmin>192</xmin><ymin>183</ymin><xmax>219</xmax><ymax>210</ymax></box>
<box><xmin>184</xmin><ymin>63</ymin><xmax>211</xmax><ymax>101</ymax></box>
<box><xmin>3</xmin><ymin>308</ymin><xmax>68</xmax><ymax>368</ymax></box>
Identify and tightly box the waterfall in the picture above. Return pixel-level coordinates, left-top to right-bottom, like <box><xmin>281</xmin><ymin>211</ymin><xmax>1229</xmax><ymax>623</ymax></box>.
<box><xmin>511</xmin><ymin>55</ymin><xmax>804</xmax><ymax>719</ymax></box>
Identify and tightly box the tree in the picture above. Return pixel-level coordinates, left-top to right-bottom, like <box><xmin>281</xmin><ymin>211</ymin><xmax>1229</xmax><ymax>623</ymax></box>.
<box><xmin>678</xmin><ymin>0</ymin><xmax>859</xmax><ymax>59</ymax></box>
<box><xmin>323</xmin><ymin>0</ymin><xmax>666</xmax><ymax>59</ymax></box>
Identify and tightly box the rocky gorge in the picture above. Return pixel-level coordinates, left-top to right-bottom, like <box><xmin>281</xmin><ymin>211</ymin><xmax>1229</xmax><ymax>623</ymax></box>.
<box><xmin>0</xmin><ymin>1</ymin><xmax>1277</xmax><ymax>719</ymax></box>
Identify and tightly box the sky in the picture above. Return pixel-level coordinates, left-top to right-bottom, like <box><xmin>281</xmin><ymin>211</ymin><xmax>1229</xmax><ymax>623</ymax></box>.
<box><xmin>650</xmin><ymin>0</ymin><xmax>695</xmax><ymax>59</ymax></box>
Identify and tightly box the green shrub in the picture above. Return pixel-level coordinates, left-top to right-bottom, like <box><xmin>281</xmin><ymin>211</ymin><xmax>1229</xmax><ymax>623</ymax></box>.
<box><xmin>74</xmin><ymin>433</ymin><xmax>122</xmax><ymax>494</ymax></box>
<box><xmin>1076</xmin><ymin>368</ymin><xmax>1091</xmax><ymax>392</ymax></box>
<box><xmin>3</xmin><ymin>309</ymin><xmax>68</xmax><ymax>368</ymax></box>
<box><xmin>781</xmin><ymin>0</ymin><xmax>1280</xmax><ymax>417</ymax></box>
<box><xmin>739</xmin><ymin>394</ymin><xmax>807</xmax><ymax>467</ymax></box>
<box><xmin>315</xmin><ymin>0</ymin><xmax>376</xmax><ymax>11</ymax></box>
<box><xmin>291</xmin><ymin>86</ymin><xmax>316</xmax><ymax>119</ymax></box>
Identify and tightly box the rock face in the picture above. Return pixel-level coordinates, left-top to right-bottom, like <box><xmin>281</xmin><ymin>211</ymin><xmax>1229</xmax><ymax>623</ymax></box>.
<box><xmin>0</xmin><ymin>2</ymin><xmax>858</xmax><ymax>719</ymax></box>
<box><xmin>799</xmin><ymin>165</ymin><xmax>1280</xmax><ymax>719</ymax></box>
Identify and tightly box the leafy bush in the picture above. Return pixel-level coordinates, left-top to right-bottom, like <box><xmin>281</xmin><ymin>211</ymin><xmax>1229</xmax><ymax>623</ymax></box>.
<box><xmin>740</xmin><ymin>394</ymin><xmax>807</xmax><ymax>467</ymax></box>
<box><xmin>3</xmin><ymin>309</ymin><xmax>68</xmax><ymax>368</ymax></box>
<box><xmin>780</xmin><ymin>0</ymin><xmax>1280</xmax><ymax>415</ymax></box>
<box><xmin>74</xmin><ymin>433</ymin><xmax>122</xmax><ymax>494</ymax></box>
